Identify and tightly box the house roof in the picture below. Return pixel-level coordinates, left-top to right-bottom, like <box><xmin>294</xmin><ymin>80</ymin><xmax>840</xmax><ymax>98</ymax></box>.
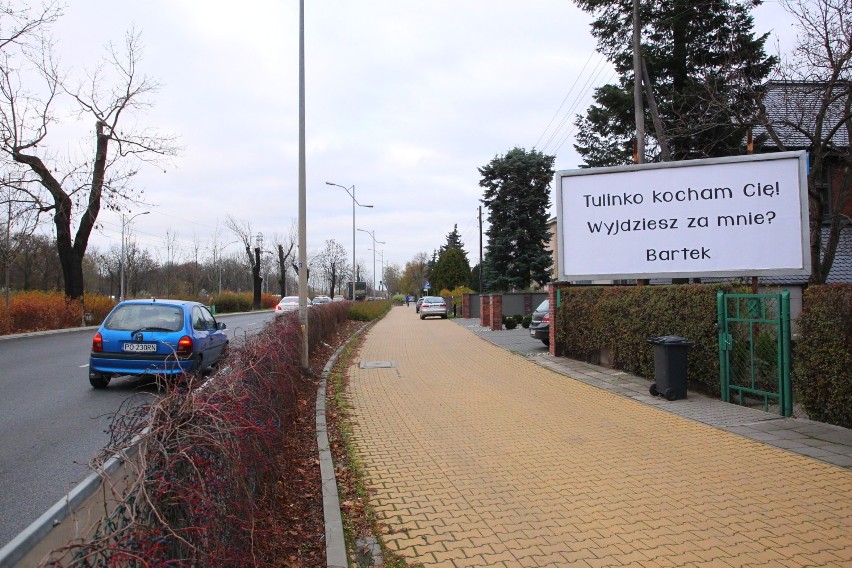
<box><xmin>753</xmin><ymin>81</ymin><xmax>850</xmax><ymax>150</ymax></box>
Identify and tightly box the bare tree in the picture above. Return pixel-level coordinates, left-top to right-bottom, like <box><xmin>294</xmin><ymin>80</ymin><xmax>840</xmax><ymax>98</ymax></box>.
<box><xmin>225</xmin><ymin>215</ymin><xmax>262</xmax><ymax>309</ymax></box>
<box><xmin>0</xmin><ymin>21</ymin><xmax>179</xmax><ymax>299</ymax></box>
<box><xmin>314</xmin><ymin>239</ymin><xmax>347</xmax><ymax>296</ymax></box>
<box><xmin>271</xmin><ymin>222</ymin><xmax>297</xmax><ymax>297</ymax></box>
<box><xmin>755</xmin><ymin>0</ymin><xmax>851</xmax><ymax>283</ymax></box>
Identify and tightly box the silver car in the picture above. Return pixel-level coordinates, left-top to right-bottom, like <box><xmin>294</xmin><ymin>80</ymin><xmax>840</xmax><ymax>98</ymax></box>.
<box><xmin>419</xmin><ymin>296</ymin><xmax>448</xmax><ymax>320</ymax></box>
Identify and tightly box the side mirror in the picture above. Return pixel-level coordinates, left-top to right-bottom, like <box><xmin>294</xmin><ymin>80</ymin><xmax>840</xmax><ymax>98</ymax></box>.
<box><xmin>217</xmin><ymin>322</ymin><xmax>227</xmax><ymax>330</ymax></box>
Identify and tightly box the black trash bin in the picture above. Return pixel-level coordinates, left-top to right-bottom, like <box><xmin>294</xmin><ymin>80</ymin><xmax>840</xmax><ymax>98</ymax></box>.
<box><xmin>647</xmin><ymin>335</ymin><xmax>692</xmax><ymax>401</ymax></box>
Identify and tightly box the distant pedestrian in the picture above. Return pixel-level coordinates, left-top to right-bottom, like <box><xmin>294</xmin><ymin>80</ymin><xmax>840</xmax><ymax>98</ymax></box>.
<box><xmin>405</xmin><ymin>295</ymin><xmax>411</xmax><ymax>307</ymax></box>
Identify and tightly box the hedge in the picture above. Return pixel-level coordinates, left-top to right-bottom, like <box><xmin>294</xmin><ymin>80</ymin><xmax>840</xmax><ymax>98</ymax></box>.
<box><xmin>793</xmin><ymin>285</ymin><xmax>852</xmax><ymax>428</ymax></box>
<box><xmin>554</xmin><ymin>284</ymin><xmax>744</xmax><ymax>395</ymax></box>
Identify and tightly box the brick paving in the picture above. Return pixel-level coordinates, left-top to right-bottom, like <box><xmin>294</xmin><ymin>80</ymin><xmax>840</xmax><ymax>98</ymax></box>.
<box><xmin>347</xmin><ymin>306</ymin><xmax>852</xmax><ymax>567</ymax></box>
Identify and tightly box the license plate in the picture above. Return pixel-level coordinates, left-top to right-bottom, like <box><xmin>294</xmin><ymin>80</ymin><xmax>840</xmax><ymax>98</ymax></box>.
<box><xmin>530</xmin><ymin>330</ymin><xmax>535</xmax><ymax>337</ymax></box>
<box><xmin>123</xmin><ymin>343</ymin><xmax>157</xmax><ymax>353</ymax></box>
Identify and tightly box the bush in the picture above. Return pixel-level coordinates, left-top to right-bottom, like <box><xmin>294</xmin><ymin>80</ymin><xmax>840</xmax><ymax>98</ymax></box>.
<box><xmin>522</xmin><ymin>314</ymin><xmax>532</xmax><ymax>329</ymax></box>
<box><xmin>554</xmin><ymin>284</ymin><xmax>744</xmax><ymax>394</ymax></box>
<box><xmin>793</xmin><ymin>285</ymin><xmax>852</xmax><ymax>428</ymax></box>
<box><xmin>513</xmin><ymin>314</ymin><xmax>523</xmax><ymax>324</ymax></box>
<box><xmin>504</xmin><ymin>318</ymin><xmax>518</xmax><ymax>330</ymax></box>
<box><xmin>349</xmin><ymin>299</ymin><xmax>392</xmax><ymax>321</ymax></box>
<box><xmin>42</xmin><ymin>301</ymin><xmax>351</xmax><ymax>566</ymax></box>
<box><xmin>0</xmin><ymin>290</ymin><xmax>117</xmax><ymax>335</ymax></box>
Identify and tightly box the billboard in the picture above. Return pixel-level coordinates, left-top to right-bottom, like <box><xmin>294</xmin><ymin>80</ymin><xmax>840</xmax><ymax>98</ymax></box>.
<box><xmin>555</xmin><ymin>151</ymin><xmax>810</xmax><ymax>281</ymax></box>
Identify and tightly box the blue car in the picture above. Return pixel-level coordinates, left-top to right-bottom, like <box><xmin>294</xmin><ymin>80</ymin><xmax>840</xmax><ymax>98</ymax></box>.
<box><xmin>89</xmin><ymin>299</ymin><xmax>229</xmax><ymax>388</ymax></box>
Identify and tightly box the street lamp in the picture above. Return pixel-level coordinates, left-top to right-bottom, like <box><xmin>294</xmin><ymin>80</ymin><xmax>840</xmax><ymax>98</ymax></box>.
<box><xmin>217</xmin><ymin>240</ymin><xmax>240</xmax><ymax>295</ymax></box>
<box><xmin>369</xmin><ymin>247</ymin><xmax>384</xmax><ymax>295</ymax></box>
<box><xmin>120</xmin><ymin>211</ymin><xmax>149</xmax><ymax>301</ymax></box>
<box><xmin>358</xmin><ymin>228</ymin><xmax>385</xmax><ymax>296</ymax></box>
<box><xmin>326</xmin><ymin>181</ymin><xmax>373</xmax><ymax>296</ymax></box>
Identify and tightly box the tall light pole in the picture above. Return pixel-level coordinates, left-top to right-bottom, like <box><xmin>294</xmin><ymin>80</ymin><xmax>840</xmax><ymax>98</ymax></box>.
<box><xmin>325</xmin><ymin>181</ymin><xmax>373</xmax><ymax>295</ymax></box>
<box><xmin>120</xmin><ymin>211</ymin><xmax>149</xmax><ymax>301</ymax></box>
<box><xmin>216</xmin><ymin>240</ymin><xmax>240</xmax><ymax>295</ymax></box>
<box><xmin>357</xmin><ymin>228</ymin><xmax>384</xmax><ymax>296</ymax></box>
<box><xmin>369</xmin><ymin>247</ymin><xmax>384</xmax><ymax>295</ymax></box>
<box><xmin>298</xmin><ymin>0</ymin><xmax>308</xmax><ymax>367</ymax></box>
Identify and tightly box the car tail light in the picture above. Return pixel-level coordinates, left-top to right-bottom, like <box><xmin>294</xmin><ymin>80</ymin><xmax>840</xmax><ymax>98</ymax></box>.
<box><xmin>92</xmin><ymin>332</ymin><xmax>103</xmax><ymax>353</ymax></box>
<box><xmin>177</xmin><ymin>335</ymin><xmax>193</xmax><ymax>356</ymax></box>
<box><xmin>542</xmin><ymin>314</ymin><xmax>550</xmax><ymax>323</ymax></box>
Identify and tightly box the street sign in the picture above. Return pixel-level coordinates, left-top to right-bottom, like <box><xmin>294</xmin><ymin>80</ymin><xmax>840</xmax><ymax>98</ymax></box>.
<box><xmin>424</xmin><ymin>281</ymin><xmax>431</xmax><ymax>289</ymax></box>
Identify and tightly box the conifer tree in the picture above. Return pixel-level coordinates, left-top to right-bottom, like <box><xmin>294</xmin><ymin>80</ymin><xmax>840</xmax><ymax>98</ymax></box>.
<box><xmin>479</xmin><ymin>147</ymin><xmax>554</xmax><ymax>291</ymax></box>
<box><xmin>573</xmin><ymin>0</ymin><xmax>776</xmax><ymax>165</ymax></box>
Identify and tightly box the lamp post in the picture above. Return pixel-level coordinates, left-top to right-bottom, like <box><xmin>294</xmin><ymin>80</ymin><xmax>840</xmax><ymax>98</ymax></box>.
<box><xmin>325</xmin><ymin>181</ymin><xmax>373</xmax><ymax>297</ymax></box>
<box><xmin>358</xmin><ymin>228</ymin><xmax>385</xmax><ymax>296</ymax></box>
<box><xmin>120</xmin><ymin>211</ymin><xmax>149</xmax><ymax>301</ymax></box>
<box><xmin>369</xmin><ymin>247</ymin><xmax>384</xmax><ymax>296</ymax></box>
<box><xmin>217</xmin><ymin>240</ymin><xmax>240</xmax><ymax>295</ymax></box>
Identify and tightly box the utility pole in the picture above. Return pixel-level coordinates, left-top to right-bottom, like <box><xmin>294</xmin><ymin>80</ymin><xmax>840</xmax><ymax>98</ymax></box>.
<box><xmin>478</xmin><ymin>205</ymin><xmax>483</xmax><ymax>293</ymax></box>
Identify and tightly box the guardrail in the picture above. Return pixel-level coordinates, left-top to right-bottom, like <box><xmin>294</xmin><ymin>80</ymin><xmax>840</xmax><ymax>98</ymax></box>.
<box><xmin>0</xmin><ymin>441</ymin><xmax>141</xmax><ymax>568</ymax></box>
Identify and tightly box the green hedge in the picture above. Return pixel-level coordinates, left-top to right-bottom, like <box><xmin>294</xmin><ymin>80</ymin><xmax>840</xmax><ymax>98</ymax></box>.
<box><xmin>555</xmin><ymin>284</ymin><xmax>744</xmax><ymax>394</ymax></box>
<box><xmin>793</xmin><ymin>285</ymin><xmax>852</xmax><ymax>428</ymax></box>
<box><xmin>349</xmin><ymin>299</ymin><xmax>392</xmax><ymax>321</ymax></box>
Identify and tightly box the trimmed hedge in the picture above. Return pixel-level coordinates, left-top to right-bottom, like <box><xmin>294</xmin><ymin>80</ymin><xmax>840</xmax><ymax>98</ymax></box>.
<box><xmin>0</xmin><ymin>291</ymin><xmax>116</xmax><ymax>334</ymax></box>
<box><xmin>793</xmin><ymin>285</ymin><xmax>852</xmax><ymax>428</ymax></box>
<box><xmin>348</xmin><ymin>299</ymin><xmax>392</xmax><ymax>321</ymax></box>
<box><xmin>555</xmin><ymin>284</ymin><xmax>744</xmax><ymax>394</ymax></box>
<box><xmin>210</xmin><ymin>292</ymin><xmax>277</xmax><ymax>313</ymax></box>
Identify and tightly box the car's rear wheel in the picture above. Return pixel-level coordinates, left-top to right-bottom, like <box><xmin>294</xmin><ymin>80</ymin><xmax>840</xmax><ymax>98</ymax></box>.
<box><xmin>189</xmin><ymin>354</ymin><xmax>203</xmax><ymax>374</ymax></box>
<box><xmin>542</xmin><ymin>338</ymin><xmax>550</xmax><ymax>347</ymax></box>
<box><xmin>89</xmin><ymin>373</ymin><xmax>111</xmax><ymax>389</ymax></box>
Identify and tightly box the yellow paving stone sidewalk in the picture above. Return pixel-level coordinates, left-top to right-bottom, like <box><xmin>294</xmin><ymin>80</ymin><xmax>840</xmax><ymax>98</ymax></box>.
<box><xmin>347</xmin><ymin>306</ymin><xmax>852</xmax><ymax>567</ymax></box>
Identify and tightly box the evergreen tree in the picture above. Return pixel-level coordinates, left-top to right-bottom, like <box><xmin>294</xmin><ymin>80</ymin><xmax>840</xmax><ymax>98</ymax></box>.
<box><xmin>469</xmin><ymin>263</ymin><xmax>481</xmax><ymax>293</ymax></box>
<box><xmin>430</xmin><ymin>247</ymin><xmax>471</xmax><ymax>292</ymax></box>
<box><xmin>441</xmin><ymin>224</ymin><xmax>465</xmax><ymax>254</ymax></box>
<box><xmin>573</xmin><ymin>0</ymin><xmax>777</xmax><ymax>165</ymax></box>
<box><xmin>479</xmin><ymin>147</ymin><xmax>554</xmax><ymax>291</ymax></box>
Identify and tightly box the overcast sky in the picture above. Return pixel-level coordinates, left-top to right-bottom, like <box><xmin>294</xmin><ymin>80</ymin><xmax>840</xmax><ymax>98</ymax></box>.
<box><xmin>42</xmin><ymin>0</ymin><xmax>798</xmax><ymax>282</ymax></box>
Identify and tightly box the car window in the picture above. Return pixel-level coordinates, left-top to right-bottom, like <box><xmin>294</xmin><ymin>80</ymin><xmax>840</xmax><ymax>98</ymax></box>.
<box><xmin>535</xmin><ymin>299</ymin><xmax>549</xmax><ymax>312</ymax></box>
<box><xmin>105</xmin><ymin>304</ymin><xmax>184</xmax><ymax>332</ymax></box>
<box><xmin>199</xmin><ymin>306</ymin><xmax>217</xmax><ymax>330</ymax></box>
<box><xmin>192</xmin><ymin>306</ymin><xmax>207</xmax><ymax>331</ymax></box>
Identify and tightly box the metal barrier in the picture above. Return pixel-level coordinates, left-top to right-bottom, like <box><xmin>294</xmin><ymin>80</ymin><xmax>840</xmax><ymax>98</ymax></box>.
<box><xmin>717</xmin><ymin>290</ymin><xmax>792</xmax><ymax>416</ymax></box>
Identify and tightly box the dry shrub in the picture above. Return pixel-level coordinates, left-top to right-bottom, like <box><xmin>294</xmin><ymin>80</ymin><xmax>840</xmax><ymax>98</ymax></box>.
<box><xmin>0</xmin><ymin>291</ymin><xmax>116</xmax><ymax>335</ymax></box>
<box><xmin>39</xmin><ymin>305</ymin><xmax>347</xmax><ymax>567</ymax></box>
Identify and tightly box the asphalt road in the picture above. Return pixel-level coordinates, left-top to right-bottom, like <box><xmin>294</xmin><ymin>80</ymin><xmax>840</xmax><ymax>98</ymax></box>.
<box><xmin>0</xmin><ymin>311</ymin><xmax>273</xmax><ymax>548</ymax></box>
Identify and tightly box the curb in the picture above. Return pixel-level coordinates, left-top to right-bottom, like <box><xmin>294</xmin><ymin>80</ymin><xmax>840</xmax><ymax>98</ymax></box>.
<box><xmin>318</xmin><ymin>321</ymin><xmax>371</xmax><ymax>568</ymax></box>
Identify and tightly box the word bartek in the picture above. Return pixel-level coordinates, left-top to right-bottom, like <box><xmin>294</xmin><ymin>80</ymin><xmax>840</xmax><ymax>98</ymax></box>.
<box><xmin>646</xmin><ymin>247</ymin><xmax>710</xmax><ymax>262</ymax></box>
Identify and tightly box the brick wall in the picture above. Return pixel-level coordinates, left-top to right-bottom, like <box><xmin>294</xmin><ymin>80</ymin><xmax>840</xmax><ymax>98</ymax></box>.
<box><xmin>489</xmin><ymin>294</ymin><xmax>503</xmax><ymax>331</ymax></box>
<box><xmin>480</xmin><ymin>295</ymin><xmax>491</xmax><ymax>328</ymax></box>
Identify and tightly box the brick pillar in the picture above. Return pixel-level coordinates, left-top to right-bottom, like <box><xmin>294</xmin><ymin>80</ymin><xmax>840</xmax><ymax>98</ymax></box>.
<box><xmin>480</xmin><ymin>295</ymin><xmax>491</xmax><ymax>327</ymax></box>
<box><xmin>548</xmin><ymin>285</ymin><xmax>557</xmax><ymax>356</ymax></box>
<box><xmin>462</xmin><ymin>294</ymin><xmax>471</xmax><ymax>318</ymax></box>
<box><xmin>490</xmin><ymin>294</ymin><xmax>503</xmax><ymax>331</ymax></box>
<box><xmin>524</xmin><ymin>293</ymin><xmax>532</xmax><ymax>315</ymax></box>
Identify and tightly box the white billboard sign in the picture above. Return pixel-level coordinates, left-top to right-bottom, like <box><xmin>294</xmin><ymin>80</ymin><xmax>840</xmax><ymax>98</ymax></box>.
<box><xmin>556</xmin><ymin>151</ymin><xmax>810</xmax><ymax>281</ymax></box>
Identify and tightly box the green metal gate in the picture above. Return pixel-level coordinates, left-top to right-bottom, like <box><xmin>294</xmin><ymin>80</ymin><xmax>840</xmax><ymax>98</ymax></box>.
<box><xmin>717</xmin><ymin>290</ymin><xmax>792</xmax><ymax>417</ymax></box>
